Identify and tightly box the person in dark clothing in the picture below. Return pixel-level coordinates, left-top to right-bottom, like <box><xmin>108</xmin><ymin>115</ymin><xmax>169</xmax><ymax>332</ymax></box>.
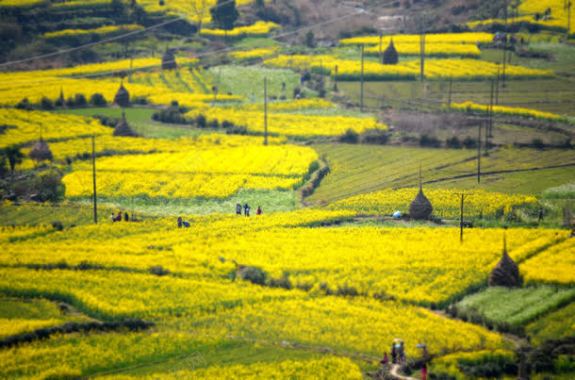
<box><xmin>236</xmin><ymin>203</ymin><xmax>242</xmax><ymax>215</ymax></box>
<box><xmin>391</xmin><ymin>345</ymin><xmax>397</xmax><ymax>364</ymax></box>
<box><xmin>380</xmin><ymin>352</ymin><xmax>389</xmax><ymax>366</ymax></box>
<box><xmin>256</xmin><ymin>206</ymin><xmax>262</xmax><ymax>215</ymax></box>
<box><xmin>244</xmin><ymin>203</ymin><xmax>250</xmax><ymax>217</ymax></box>
<box><xmin>177</xmin><ymin>216</ymin><xmax>183</xmax><ymax>228</ymax></box>
<box><xmin>115</xmin><ymin>212</ymin><xmax>122</xmax><ymax>222</ymax></box>
<box><xmin>124</xmin><ymin>212</ymin><xmax>129</xmax><ymax>222</ymax></box>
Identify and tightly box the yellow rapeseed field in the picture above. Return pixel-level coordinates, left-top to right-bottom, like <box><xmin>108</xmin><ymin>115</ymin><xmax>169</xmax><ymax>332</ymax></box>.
<box><xmin>0</xmin><ymin>109</ymin><xmax>110</xmax><ymax>149</ymax></box>
<box><xmin>43</xmin><ymin>24</ymin><xmax>143</xmax><ymax>39</ymax></box>
<box><xmin>185</xmin><ymin>106</ymin><xmax>387</xmax><ymax>137</ymax></box>
<box><xmin>449</xmin><ymin>101</ymin><xmax>566</xmax><ymax>121</ymax></box>
<box><xmin>201</xmin><ymin>21</ymin><xmax>280</xmax><ymax>38</ymax></box>
<box><xmin>340</xmin><ymin>32</ymin><xmax>494</xmax><ymax>45</ymax></box>
<box><xmin>264</xmin><ymin>55</ymin><xmax>553</xmax><ymax>80</ymax></box>
<box><xmin>365</xmin><ymin>42</ymin><xmax>481</xmax><ymax>57</ymax></box>
<box><xmin>520</xmin><ymin>238</ymin><xmax>575</xmax><ymax>285</ymax></box>
<box><xmin>331</xmin><ymin>188</ymin><xmax>537</xmax><ymax>218</ymax></box>
<box><xmin>63</xmin><ymin>145</ymin><xmax>318</xmax><ymax>198</ymax></box>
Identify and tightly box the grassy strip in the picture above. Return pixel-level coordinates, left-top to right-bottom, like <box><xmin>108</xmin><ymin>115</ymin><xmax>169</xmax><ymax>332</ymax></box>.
<box><xmin>0</xmin><ymin>319</ymin><xmax>154</xmax><ymax>350</ymax></box>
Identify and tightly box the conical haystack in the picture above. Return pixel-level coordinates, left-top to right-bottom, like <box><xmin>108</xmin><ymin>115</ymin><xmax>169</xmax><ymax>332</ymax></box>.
<box><xmin>29</xmin><ymin>139</ymin><xmax>53</xmax><ymax>162</ymax></box>
<box><xmin>114</xmin><ymin>81</ymin><xmax>130</xmax><ymax>107</ymax></box>
<box><xmin>489</xmin><ymin>234</ymin><xmax>522</xmax><ymax>287</ymax></box>
<box><xmin>383</xmin><ymin>39</ymin><xmax>399</xmax><ymax>65</ymax></box>
<box><xmin>114</xmin><ymin>111</ymin><xmax>137</xmax><ymax>137</ymax></box>
<box><xmin>409</xmin><ymin>188</ymin><xmax>433</xmax><ymax>220</ymax></box>
<box><xmin>409</xmin><ymin>167</ymin><xmax>433</xmax><ymax>220</ymax></box>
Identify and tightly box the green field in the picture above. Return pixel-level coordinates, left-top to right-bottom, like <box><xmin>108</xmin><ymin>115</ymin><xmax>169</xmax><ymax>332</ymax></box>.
<box><xmin>309</xmin><ymin>144</ymin><xmax>575</xmax><ymax>205</ymax></box>
<box><xmin>61</xmin><ymin>107</ymin><xmax>203</xmax><ymax>139</ymax></box>
<box><xmin>208</xmin><ymin>65</ymin><xmax>301</xmax><ymax>102</ymax></box>
<box><xmin>527</xmin><ymin>302</ymin><xmax>575</xmax><ymax>345</ymax></box>
<box><xmin>455</xmin><ymin>286</ymin><xmax>575</xmax><ymax>327</ymax></box>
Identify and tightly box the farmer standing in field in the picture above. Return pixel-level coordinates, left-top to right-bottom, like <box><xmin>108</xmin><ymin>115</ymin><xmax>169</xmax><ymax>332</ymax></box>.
<box><xmin>257</xmin><ymin>206</ymin><xmax>262</xmax><ymax>215</ymax></box>
<box><xmin>236</xmin><ymin>203</ymin><xmax>242</xmax><ymax>215</ymax></box>
<box><xmin>244</xmin><ymin>203</ymin><xmax>250</xmax><ymax>217</ymax></box>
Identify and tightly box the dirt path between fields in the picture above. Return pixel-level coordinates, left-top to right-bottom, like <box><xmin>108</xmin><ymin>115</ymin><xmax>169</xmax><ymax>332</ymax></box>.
<box><xmin>390</xmin><ymin>364</ymin><xmax>418</xmax><ymax>380</ymax></box>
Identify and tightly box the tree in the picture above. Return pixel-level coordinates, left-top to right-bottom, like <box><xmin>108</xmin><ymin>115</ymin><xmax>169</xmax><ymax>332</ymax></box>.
<box><xmin>111</xmin><ymin>0</ymin><xmax>125</xmax><ymax>15</ymax></box>
<box><xmin>3</xmin><ymin>146</ymin><xmax>24</xmax><ymax>178</ymax></box>
<box><xmin>190</xmin><ymin>0</ymin><xmax>209</xmax><ymax>33</ymax></box>
<box><xmin>210</xmin><ymin>0</ymin><xmax>239</xmax><ymax>31</ymax></box>
<box><xmin>305</xmin><ymin>31</ymin><xmax>315</xmax><ymax>48</ymax></box>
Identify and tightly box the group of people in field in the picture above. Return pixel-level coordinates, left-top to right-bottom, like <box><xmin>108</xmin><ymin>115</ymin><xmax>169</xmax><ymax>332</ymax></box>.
<box><xmin>174</xmin><ymin>204</ymin><xmax>263</xmax><ymax>228</ymax></box>
<box><xmin>378</xmin><ymin>340</ymin><xmax>428</xmax><ymax>380</ymax></box>
<box><xmin>110</xmin><ymin>211</ymin><xmax>130</xmax><ymax>222</ymax></box>
<box><xmin>236</xmin><ymin>203</ymin><xmax>262</xmax><ymax>217</ymax></box>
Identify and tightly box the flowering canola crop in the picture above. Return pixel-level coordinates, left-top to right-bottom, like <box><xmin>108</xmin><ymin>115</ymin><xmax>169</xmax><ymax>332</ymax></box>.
<box><xmin>264</xmin><ymin>55</ymin><xmax>553</xmax><ymax>80</ymax></box>
<box><xmin>331</xmin><ymin>188</ymin><xmax>537</xmax><ymax>218</ymax></box>
<box><xmin>63</xmin><ymin>145</ymin><xmax>318</xmax><ymax>199</ymax></box>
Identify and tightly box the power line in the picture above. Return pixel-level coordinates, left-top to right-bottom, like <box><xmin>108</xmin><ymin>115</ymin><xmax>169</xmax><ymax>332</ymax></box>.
<box><xmin>0</xmin><ymin>0</ymin><xmax>242</xmax><ymax>69</ymax></box>
<box><xmin>0</xmin><ymin>7</ymin><xmax>368</xmax><ymax>90</ymax></box>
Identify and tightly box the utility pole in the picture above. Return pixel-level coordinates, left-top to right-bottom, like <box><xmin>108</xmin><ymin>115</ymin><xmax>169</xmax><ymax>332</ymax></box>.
<box><xmin>484</xmin><ymin>118</ymin><xmax>490</xmax><ymax>156</ymax></box>
<box><xmin>495</xmin><ymin>67</ymin><xmax>501</xmax><ymax>105</ymax></box>
<box><xmin>567</xmin><ymin>1</ymin><xmax>572</xmax><ymax>40</ymax></box>
<box><xmin>333</xmin><ymin>65</ymin><xmax>339</xmax><ymax>92</ymax></box>
<box><xmin>477</xmin><ymin>122</ymin><xmax>482</xmax><ymax>184</ymax></box>
<box><xmin>460</xmin><ymin>193</ymin><xmax>465</xmax><ymax>243</ymax></box>
<box><xmin>379</xmin><ymin>32</ymin><xmax>383</xmax><ymax>63</ymax></box>
<box><xmin>447</xmin><ymin>77</ymin><xmax>453</xmax><ymax>107</ymax></box>
<box><xmin>264</xmin><ymin>77</ymin><xmax>268</xmax><ymax>146</ymax></box>
<box><xmin>91</xmin><ymin>135</ymin><xmax>98</xmax><ymax>224</ymax></box>
<box><xmin>489</xmin><ymin>78</ymin><xmax>495</xmax><ymax>138</ymax></box>
<box><xmin>360</xmin><ymin>44</ymin><xmax>365</xmax><ymax>112</ymax></box>
<box><xmin>420</xmin><ymin>32</ymin><xmax>426</xmax><ymax>81</ymax></box>
<box><xmin>501</xmin><ymin>0</ymin><xmax>509</xmax><ymax>88</ymax></box>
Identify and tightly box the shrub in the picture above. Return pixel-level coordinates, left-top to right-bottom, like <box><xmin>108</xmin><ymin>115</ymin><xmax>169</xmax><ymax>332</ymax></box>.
<box><xmin>34</xmin><ymin>169</ymin><xmax>65</xmax><ymax>202</ymax></box>
<box><xmin>226</xmin><ymin>125</ymin><xmax>248</xmax><ymax>135</ymax></box>
<box><xmin>339</xmin><ymin>129</ymin><xmax>359</xmax><ymax>144</ymax></box>
<box><xmin>336</xmin><ymin>284</ymin><xmax>360</xmax><ymax>297</ymax></box>
<box><xmin>149</xmin><ymin>265</ymin><xmax>170</xmax><ymax>276</ymax></box>
<box><xmin>16</xmin><ymin>98</ymin><xmax>32</xmax><ymax>110</ymax></box>
<box><xmin>152</xmin><ymin>109</ymin><xmax>187</xmax><ymax>124</ymax></box>
<box><xmin>40</xmin><ymin>97</ymin><xmax>54</xmax><ymax>110</ymax></box>
<box><xmin>90</xmin><ymin>93</ymin><xmax>107</xmax><ymax>106</ymax></box>
<box><xmin>236</xmin><ymin>265</ymin><xmax>267</xmax><ymax>285</ymax></box>
<box><xmin>221</xmin><ymin>120</ymin><xmax>234</xmax><ymax>129</ymax></box>
<box><xmin>531</xmin><ymin>138</ymin><xmax>545</xmax><ymax>150</ymax></box>
<box><xmin>446</xmin><ymin>136</ymin><xmax>462</xmax><ymax>149</ymax></box>
<box><xmin>74</xmin><ymin>94</ymin><xmax>87</xmax><ymax>107</ymax></box>
<box><xmin>65</xmin><ymin>97</ymin><xmax>76</xmax><ymax>108</ymax></box>
<box><xmin>196</xmin><ymin>114</ymin><xmax>207</xmax><ymax>128</ymax></box>
<box><xmin>420</xmin><ymin>134</ymin><xmax>442</xmax><ymax>148</ymax></box>
<box><xmin>360</xmin><ymin>129</ymin><xmax>389</xmax><ymax>145</ymax></box>
<box><xmin>268</xmin><ymin>274</ymin><xmax>292</xmax><ymax>289</ymax></box>
<box><xmin>462</xmin><ymin>136</ymin><xmax>478</xmax><ymax>149</ymax></box>
<box><xmin>51</xmin><ymin>220</ymin><xmax>64</xmax><ymax>231</ymax></box>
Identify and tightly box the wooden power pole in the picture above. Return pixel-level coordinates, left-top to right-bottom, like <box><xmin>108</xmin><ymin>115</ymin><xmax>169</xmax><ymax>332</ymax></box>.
<box><xmin>477</xmin><ymin>122</ymin><xmax>482</xmax><ymax>184</ymax></box>
<box><xmin>360</xmin><ymin>44</ymin><xmax>365</xmax><ymax>112</ymax></box>
<box><xmin>489</xmin><ymin>78</ymin><xmax>495</xmax><ymax>138</ymax></box>
<box><xmin>264</xmin><ymin>77</ymin><xmax>268</xmax><ymax>146</ymax></box>
<box><xmin>567</xmin><ymin>1</ymin><xmax>572</xmax><ymax>40</ymax></box>
<box><xmin>92</xmin><ymin>135</ymin><xmax>98</xmax><ymax>224</ymax></box>
<box><xmin>419</xmin><ymin>32</ymin><xmax>426</xmax><ymax>81</ymax></box>
<box><xmin>460</xmin><ymin>193</ymin><xmax>465</xmax><ymax>243</ymax></box>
